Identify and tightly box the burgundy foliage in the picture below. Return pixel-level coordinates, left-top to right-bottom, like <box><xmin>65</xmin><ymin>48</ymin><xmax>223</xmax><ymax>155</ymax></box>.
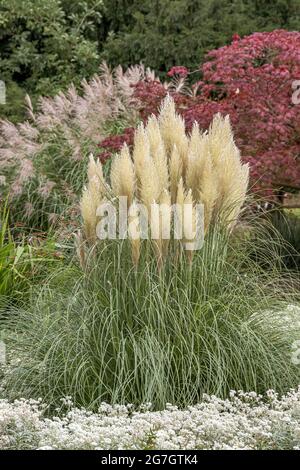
<box><xmin>98</xmin><ymin>30</ymin><xmax>300</xmax><ymax>198</ymax></box>
<box><xmin>167</xmin><ymin>66</ymin><xmax>189</xmax><ymax>77</ymax></box>
<box><xmin>99</xmin><ymin>127</ymin><xmax>135</xmax><ymax>163</ymax></box>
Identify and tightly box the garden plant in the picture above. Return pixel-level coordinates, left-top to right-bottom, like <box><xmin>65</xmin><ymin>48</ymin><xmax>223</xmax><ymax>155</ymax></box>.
<box><xmin>0</xmin><ymin>1</ymin><xmax>300</xmax><ymax>452</ymax></box>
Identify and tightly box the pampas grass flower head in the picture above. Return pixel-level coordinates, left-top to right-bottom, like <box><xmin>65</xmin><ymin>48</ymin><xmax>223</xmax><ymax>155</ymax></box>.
<box><xmin>80</xmin><ymin>95</ymin><xmax>249</xmax><ymax>266</ymax></box>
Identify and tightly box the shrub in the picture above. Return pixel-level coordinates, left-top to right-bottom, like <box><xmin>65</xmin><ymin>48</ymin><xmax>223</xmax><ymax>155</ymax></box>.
<box><xmin>100</xmin><ymin>30</ymin><xmax>300</xmax><ymax>200</ymax></box>
<box><xmin>99</xmin><ymin>0</ymin><xmax>300</xmax><ymax>74</ymax></box>
<box><xmin>2</xmin><ymin>0</ymin><xmax>299</xmax><ymax>123</ymax></box>
<box><xmin>184</xmin><ymin>29</ymin><xmax>300</xmax><ymax>197</ymax></box>
<box><xmin>0</xmin><ymin>0</ymin><xmax>103</xmax><ymax>121</ymax></box>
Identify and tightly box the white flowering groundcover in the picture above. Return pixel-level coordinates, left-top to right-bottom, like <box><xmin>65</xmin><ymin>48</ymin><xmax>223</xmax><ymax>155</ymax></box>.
<box><xmin>1</xmin><ymin>389</ymin><xmax>300</xmax><ymax>450</ymax></box>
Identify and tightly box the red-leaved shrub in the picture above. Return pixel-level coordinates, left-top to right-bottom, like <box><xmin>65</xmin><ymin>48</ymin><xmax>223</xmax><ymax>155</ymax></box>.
<box><xmin>99</xmin><ymin>30</ymin><xmax>300</xmax><ymax>200</ymax></box>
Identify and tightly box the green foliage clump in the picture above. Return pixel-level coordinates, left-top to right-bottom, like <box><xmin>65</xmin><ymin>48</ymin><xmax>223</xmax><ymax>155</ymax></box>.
<box><xmin>0</xmin><ymin>201</ymin><xmax>64</xmax><ymax>306</ymax></box>
<box><xmin>4</xmin><ymin>229</ymin><xmax>300</xmax><ymax>410</ymax></box>
<box><xmin>0</xmin><ymin>0</ymin><xmax>103</xmax><ymax>121</ymax></box>
<box><xmin>99</xmin><ymin>0</ymin><xmax>300</xmax><ymax>73</ymax></box>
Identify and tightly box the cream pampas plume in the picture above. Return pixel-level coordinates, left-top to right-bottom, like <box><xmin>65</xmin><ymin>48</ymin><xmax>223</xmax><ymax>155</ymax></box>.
<box><xmin>146</xmin><ymin>116</ymin><xmax>169</xmax><ymax>195</ymax></box>
<box><xmin>158</xmin><ymin>95</ymin><xmax>189</xmax><ymax>174</ymax></box>
<box><xmin>186</xmin><ymin>128</ymin><xmax>218</xmax><ymax>233</ymax></box>
<box><xmin>80</xmin><ymin>187</ymin><xmax>98</xmax><ymax>243</ymax></box>
<box><xmin>133</xmin><ymin>123</ymin><xmax>150</xmax><ymax>182</ymax></box>
<box><xmin>208</xmin><ymin>114</ymin><xmax>233</xmax><ymax>166</ymax></box>
<box><xmin>80</xmin><ymin>96</ymin><xmax>248</xmax><ymax>267</ymax></box>
<box><xmin>170</xmin><ymin>145</ymin><xmax>182</xmax><ymax>204</ymax></box>
<box><xmin>207</xmin><ymin>115</ymin><xmax>249</xmax><ymax>227</ymax></box>
<box><xmin>139</xmin><ymin>156</ymin><xmax>160</xmax><ymax>211</ymax></box>
<box><xmin>132</xmin><ymin>124</ymin><xmax>160</xmax><ymax>209</ymax></box>
<box><xmin>87</xmin><ymin>154</ymin><xmax>105</xmax><ymax>187</ymax></box>
<box><xmin>213</xmin><ymin>142</ymin><xmax>249</xmax><ymax>227</ymax></box>
<box><xmin>87</xmin><ymin>154</ymin><xmax>107</xmax><ymax>204</ymax></box>
<box><xmin>175</xmin><ymin>178</ymin><xmax>185</xmax><ymax>208</ymax></box>
<box><xmin>80</xmin><ymin>155</ymin><xmax>104</xmax><ymax>243</ymax></box>
<box><xmin>110</xmin><ymin>144</ymin><xmax>135</xmax><ymax>207</ymax></box>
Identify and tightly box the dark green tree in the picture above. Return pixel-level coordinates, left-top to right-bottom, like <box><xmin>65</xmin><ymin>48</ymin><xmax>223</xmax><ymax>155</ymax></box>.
<box><xmin>99</xmin><ymin>0</ymin><xmax>300</xmax><ymax>72</ymax></box>
<box><xmin>0</xmin><ymin>0</ymin><xmax>103</xmax><ymax>121</ymax></box>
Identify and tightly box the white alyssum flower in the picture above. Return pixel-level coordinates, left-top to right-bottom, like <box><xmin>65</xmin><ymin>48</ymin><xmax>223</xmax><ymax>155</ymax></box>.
<box><xmin>1</xmin><ymin>388</ymin><xmax>300</xmax><ymax>450</ymax></box>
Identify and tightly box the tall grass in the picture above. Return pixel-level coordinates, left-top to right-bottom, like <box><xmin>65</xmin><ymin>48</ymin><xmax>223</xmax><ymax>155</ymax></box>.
<box><xmin>0</xmin><ymin>201</ymin><xmax>35</xmax><ymax>304</ymax></box>
<box><xmin>0</xmin><ymin>200</ymin><xmax>64</xmax><ymax>306</ymax></box>
<box><xmin>4</xmin><ymin>226</ymin><xmax>300</xmax><ymax>410</ymax></box>
<box><xmin>266</xmin><ymin>210</ymin><xmax>300</xmax><ymax>271</ymax></box>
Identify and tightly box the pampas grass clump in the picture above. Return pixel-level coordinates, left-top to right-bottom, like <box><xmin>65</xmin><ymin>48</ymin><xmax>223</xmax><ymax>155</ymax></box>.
<box><xmin>3</xmin><ymin>96</ymin><xmax>300</xmax><ymax>412</ymax></box>
<box><xmin>3</xmin><ymin>232</ymin><xmax>300</xmax><ymax>410</ymax></box>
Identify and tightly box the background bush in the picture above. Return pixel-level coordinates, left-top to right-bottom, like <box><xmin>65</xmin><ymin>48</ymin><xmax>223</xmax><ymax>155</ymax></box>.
<box><xmin>99</xmin><ymin>29</ymin><xmax>300</xmax><ymax>201</ymax></box>
<box><xmin>1</xmin><ymin>0</ymin><xmax>300</xmax><ymax>121</ymax></box>
<box><xmin>0</xmin><ymin>0</ymin><xmax>103</xmax><ymax>121</ymax></box>
<box><xmin>100</xmin><ymin>0</ymin><xmax>300</xmax><ymax>72</ymax></box>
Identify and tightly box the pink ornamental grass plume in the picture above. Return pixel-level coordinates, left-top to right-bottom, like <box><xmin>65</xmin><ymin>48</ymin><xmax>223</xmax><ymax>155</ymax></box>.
<box><xmin>0</xmin><ymin>63</ymin><xmax>158</xmax><ymax>226</ymax></box>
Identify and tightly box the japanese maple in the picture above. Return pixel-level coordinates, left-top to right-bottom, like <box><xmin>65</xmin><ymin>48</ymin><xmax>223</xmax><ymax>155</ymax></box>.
<box><xmin>99</xmin><ymin>30</ymin><xmax>300</xmax><ymax>199</ymax></box>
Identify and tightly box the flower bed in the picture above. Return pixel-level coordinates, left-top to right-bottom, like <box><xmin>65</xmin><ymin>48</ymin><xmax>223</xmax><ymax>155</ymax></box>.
<box><xmin>1</xmin><ymin>389</ymin><xmax>300</xmax><ymax>450</ymax></box>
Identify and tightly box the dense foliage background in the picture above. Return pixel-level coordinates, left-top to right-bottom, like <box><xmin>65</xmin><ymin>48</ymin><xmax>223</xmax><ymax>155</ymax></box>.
<box><xmin>100</xmin><ymin>0</ymin><xmax>300</xmax><ymax>71</ymax></box>
<box><xmin>0</xmin><ymin>0</ymin><xmax>103</xmax><ymax>121</ymax></box>
<box><xmin>1</xmin><ymin>0</ymin><xmax>300</xmax><ymax>121</ymax></box>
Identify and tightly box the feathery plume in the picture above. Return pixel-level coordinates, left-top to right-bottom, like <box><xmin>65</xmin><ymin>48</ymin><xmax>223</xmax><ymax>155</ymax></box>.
<box><xmin>81</xmin><ymin>155</ymin><xmax>105</xmax><ymax>243</ymax></box>
<box><xmin>145</xmin><ymin>116</ymin><xmax>169</xmax><ymax>195</ymax></box>
<box><xmin>133</xmin><ymin>123</ymin><xmax>150</xmax><ymax>182</ymax></box>
<box><xmin>110</xmin><ymin>145</ymin><xmax>135</xmax><ymax>207</ymax></box>
<box><xmin>169</xmin><ymin>145</ymin><xmax>183</xmax><ymax>204</ymax></box>
<box><xmin>88</xmin><ymin>154</ymin><xmax>104</xmax><ymax>186</ymax></box>
<box><xmin>80</xmin><ymin>96</ymin><xmax>248</xmax><ymax>267</ymax></box>
<box><xmin>80</xmin><ymin>186</ymin><xmax>98</xmax><ymax>243</ymax></box>
<box><xmin>140</xmin><ymin>157</ymin><xmax>160</xmax><ymax>211</ymax></box>
<box><xmin>208</xmin><ymin>114</ymin><xmax>249</xmax><ymax>227</ymax></box>
<box><xmin>187</xmin><ymin>129</ymin><xmax>218</xmax><ymax>232</ymax></box>
<box><xmin>158</xmin><ymin>95</ymin><xmax>189</xmax><ymax>173</ymax></box>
